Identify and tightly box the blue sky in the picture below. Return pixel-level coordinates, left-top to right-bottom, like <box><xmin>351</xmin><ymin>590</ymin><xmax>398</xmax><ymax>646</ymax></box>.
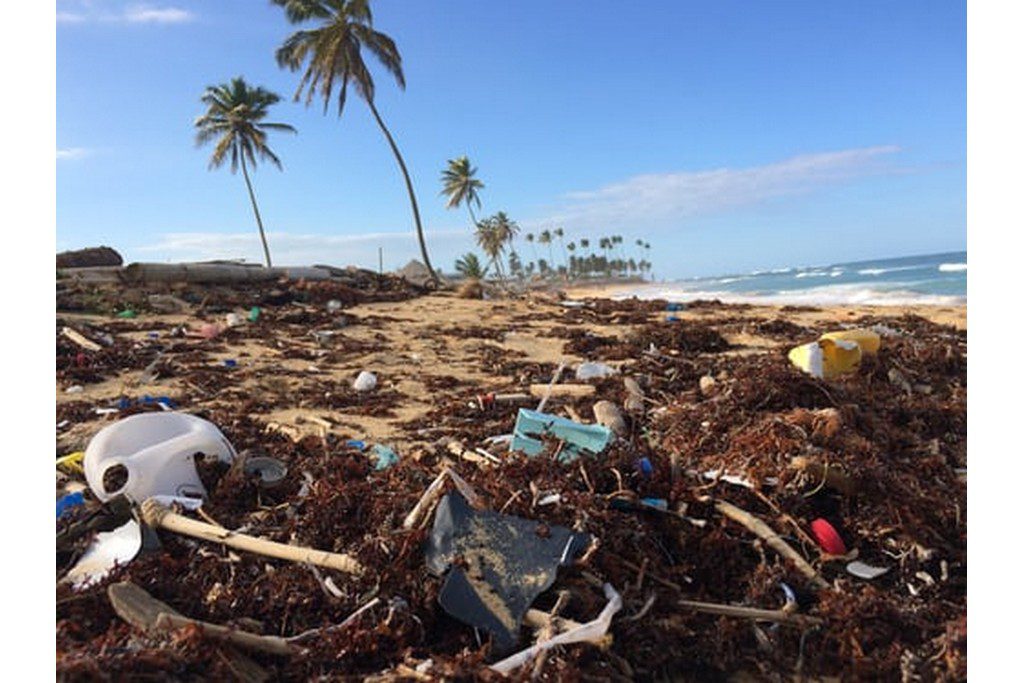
<box><xmin>56</xmin><ymin>0</ymin><xmax>965</xmax><ymax>278</ymax></box>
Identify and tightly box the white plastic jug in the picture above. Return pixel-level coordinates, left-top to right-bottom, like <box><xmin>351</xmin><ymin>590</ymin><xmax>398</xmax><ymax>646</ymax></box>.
<box><xmin>84</xmin><ymin>413</ymin><xmax>236</xmax><ymax>503</ymax></box>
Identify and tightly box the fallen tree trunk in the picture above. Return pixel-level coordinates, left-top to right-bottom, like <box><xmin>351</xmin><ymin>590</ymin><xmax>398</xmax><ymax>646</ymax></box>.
<box><xmin>121</xmin><ymin>262</ymin><xmax>334</xmax><ymax>284</ymax></box>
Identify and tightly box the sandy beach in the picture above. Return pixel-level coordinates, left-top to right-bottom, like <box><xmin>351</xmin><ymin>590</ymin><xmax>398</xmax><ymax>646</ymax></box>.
<box><xmin>56</xmin><ymin>280</ymin><xmax>967</xmax><ymax>679</ymax></box>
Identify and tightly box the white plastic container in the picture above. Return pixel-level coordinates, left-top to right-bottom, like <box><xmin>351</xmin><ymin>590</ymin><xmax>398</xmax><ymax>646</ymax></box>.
<box><xmin>83</xmin><ymin>413</ymin><xmax>236</xmax><ymax>503</ymax></box>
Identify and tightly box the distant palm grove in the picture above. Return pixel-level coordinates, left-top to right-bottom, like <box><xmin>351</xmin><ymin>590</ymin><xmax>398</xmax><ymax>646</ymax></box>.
<box><xmin>191</xmin><ymin>0</ymin><xmax>653</xmax><ymax>285</ymax></box>
<box><xmin>442</xmin><ymin>155</ymin><xmax>653</xmax><ymax>282</ymax></box>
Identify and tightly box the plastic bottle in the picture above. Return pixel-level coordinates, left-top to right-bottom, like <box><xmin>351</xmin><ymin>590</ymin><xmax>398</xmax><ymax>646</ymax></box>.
<box><xmin>83</xmin><ymin>413</ymin><xmax>236</xmax><ymax>503</ymax></box>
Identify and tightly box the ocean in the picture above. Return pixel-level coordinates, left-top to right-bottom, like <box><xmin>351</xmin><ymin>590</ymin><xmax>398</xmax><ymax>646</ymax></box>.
<box><xmin>615</xmin><ymin>251</ymin><xmax>967</xmax><ymax>306</ymax></box>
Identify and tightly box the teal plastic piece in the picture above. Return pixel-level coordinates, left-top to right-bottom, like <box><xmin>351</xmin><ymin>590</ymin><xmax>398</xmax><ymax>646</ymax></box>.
<box><xmin>510</xmin><ymin>409</ymin><xmax>612</xmax><ymax>462</ymax></box>
<box><xmin>370</xmin><ymin>444</ymin><xmax>399</xmax><ymax>470</ymax></box>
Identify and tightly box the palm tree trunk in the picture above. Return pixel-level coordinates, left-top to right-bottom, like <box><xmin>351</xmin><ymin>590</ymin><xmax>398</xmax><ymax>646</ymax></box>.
<box><xmin>240</xmin><ymin>155</ymin><xmax>273</xmax><ymax>268</ymax></box>
<box><xmin>467</xmin><ymin>205</ymin><xmax>478</xmax><ymax>227</ymax></box>
<box><xmin>367</xmin><ymin>99</ymin><xmax>437</xmax><ymax>284</ymax></box>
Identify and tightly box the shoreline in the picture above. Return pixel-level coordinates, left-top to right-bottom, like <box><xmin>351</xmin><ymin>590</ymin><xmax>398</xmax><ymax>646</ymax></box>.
<box><xmin>563</xmin><ymin>282</ymin><xmax>966</xmax><ymax>330</ymax></box>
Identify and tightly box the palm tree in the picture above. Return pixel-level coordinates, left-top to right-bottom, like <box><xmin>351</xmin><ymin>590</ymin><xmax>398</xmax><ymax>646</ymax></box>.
<box><xmin>454</xmin><ymin>252</ymin><xmax>487</xmax><ymax>279</ymax></box>
<box><xmin>492</xmin><ymin>211</ymin><xmax>519</xmax><ymax>252</ymax></box>
<box><xmin>539</xmin><ymin>230</ymin><xmax>553</xmax><ymax>270</ymax></box>
<box><xmin>273</xmin><ymin>0</ymin><xmax>437</xmax><ymax>283</ymax></box>
<box><xmin>440</xmin><ymin>155</ymin><xmax>484</xmax><ymax>226</ymax></box>
<box><xmin>525</xmin><ymin>232</ymin><xmax>539</xmax><ymax>262</ymax></box>
<box><xmin>554</xmin><ymin>227</ymin><xmax>568</xmax><ymax>271</ymax></box>
<box><xmin>475</xmin><ymin>216</ymin><xmax>506</xmax><ymax>280</ymax></box>
<box><xmin>566</xmin><ymin>241</ymin><xmax>576</xmax><ymax>278</ymax></box>
<box><xmin>194</xmin><ymin>77</ymin><xmax>296</xmax><ymax>267</ymax></box>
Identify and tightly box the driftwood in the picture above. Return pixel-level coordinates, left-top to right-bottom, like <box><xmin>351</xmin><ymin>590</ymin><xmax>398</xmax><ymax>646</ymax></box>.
<box><xmin>529</xmin><ymin>383</ymin><xmax>596</xmax><ymax>399</ymax></box>
<box><xmin>108</xmin><ymin>581</ymin><xmax>290</xmax><ymax>680</ymax></box>
<box><xmin>141</xmin><ymin>499</ymin><xmax>364</xmax><ymax>575</ymax></box>
<box><xmin>121</xmin><ymin>262</ymin><xmax>333</xmax><ymax>285</ymax></box>
<box><xmin>61</xmin><ymin>327</ymin><xmax>102</xmax><ymax>352</ymax></box>
<box><xmin>677</xmin><ymin>598</ymin><xmax>823</xmax><ymax>628</ymax></box>
<box><xmin>710</xmin><ymin>499</ymin><xmax>830</xmax><ymax>590</ymax></box>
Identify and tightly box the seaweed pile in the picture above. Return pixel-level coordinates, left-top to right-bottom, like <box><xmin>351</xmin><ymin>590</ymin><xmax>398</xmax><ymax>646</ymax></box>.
<box><xmin>56</xmin><ymin>294</ymin><xmax>966</xmax><ymax>680</ymax></box>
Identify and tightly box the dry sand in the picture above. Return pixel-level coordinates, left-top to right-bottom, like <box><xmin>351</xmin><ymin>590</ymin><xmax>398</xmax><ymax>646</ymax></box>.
<box><xmin>57</xmin><ymin>289</ymin><xmax>965</xmax><ymax>453</ymax></box>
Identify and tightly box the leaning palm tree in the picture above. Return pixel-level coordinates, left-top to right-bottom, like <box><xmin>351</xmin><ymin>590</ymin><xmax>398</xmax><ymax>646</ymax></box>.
<box><xmin>273</xmin><ymin>0</ymin><xmax>437</xmax><ymax>283</ymax></box>
<box><xmin>194</xmin><ymin>77</ymin><xmax>296</xmax><ymax>267</ymax></box>
<box><xmin>441</xmin><ymin>156</ymin><xmax>484</xmax><ymax>226</ymax></box>
<box><xmin>492</xmin><ymin>211</ymin><xmax>519</xmax><ymax>254</ymax></box>
<box><xmin>475</xmin><ymin>217</ymin><xmax>506</xmax><ymax>280</ymax></box>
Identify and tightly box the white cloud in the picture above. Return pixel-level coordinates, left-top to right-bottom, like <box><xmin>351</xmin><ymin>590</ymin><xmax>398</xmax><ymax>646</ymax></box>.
<box><xmin>57</xmin><ymin>147</ymin><xmax>90</xmax><ymax>160</ymax></box>
<box><xmin>123</xmin><ymin>5</ymin><xmax>193</xmax><ymax>23</ymax></box>
<box><xmin>56</xmin><ymin>2</ymin><xmax>194</xmax><ymax>25</ymax></box>
<box><xmin>540</xmin><ymin>145</ymin><xmax>902</xmax><ymax>231</ymax></box>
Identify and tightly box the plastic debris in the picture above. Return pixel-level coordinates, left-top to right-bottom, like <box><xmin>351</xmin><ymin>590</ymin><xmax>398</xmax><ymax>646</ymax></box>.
<box><xmin>369</xmin><ymin>444</ymin><xmax>399</xmax><ymax>470</ymax></box>
<box><xmin>225</xmin><ymin>312</ymin><xmax>242</xmax><ymax>327</ymax></box>
<box><xmin>57</xmin><ymin>491</ymin><xmax>86</xmax><ymax>519</ymax></box>
<box><xmin>820</xmin><ymin>328</ymin><xmax>881</xmax><ymax>355</ymax></box>
<box><xmin>592</xmin><ymin>400</ymin><xmax>628</xmax><ymax>435</ymax></box>
<box><xmin>248</xmin><ymin>306</ymin><xmax>261</xmax><ymax>322</ymax></box>
<box><xmin>56</xmin><ymin>451</ymin><xmax>86</xmax><ymax>474</ymax></box>
<box><xmin>575</xmin><ymin>362</ymin><xmax>617</xmax><ymax>380</ymax></box>
<box><xmin>353</xmin><ymin>370</ymin><xmax>377</xmax><ymax>392</ymax></box>
<box><xmin>789</xmin><ymin>328</ymin><xmax>882</xmax><ymax>379</ymax></box>
<box><xmin>788</xmin><ymin>338</ymin><xmax>862</xmax><ymax>379</ymax></box>
<box><xmin>83</xmin><ymin>412</ymin><xmax>236</xmax><ymax>503</ymax></box>
<box><xmin>489</xmin><ymin>583</ymin><xmax>623</xmax><ymax>674</ymax></box>
<box><xmin>198</xmin><ymin>323</ymin><xmax>221</xmax><ymax>339</ymax></box>
<box><xmin>810</xmin><ymin>518</ymin><xmax>847</xmax><ymax>555</ymax></box>
<box><xmin>636</xmin><ymin>457</ymin><xmax>654</xmax><ymax>477</ymax></box>
<box><xmin>223</xmin><ymin>359</ymin><xmax>238</xmax><ymax>368</ymax></box>
<box><xmin>425</xmin><ymin>491</ymin><xmax>592</xmax><ymax>653</ymax></box>
<box><xmin>65</xmin><ymin>520</ymin><xmax>142</xmax><ymax>589</ymax></box>
<box><xmin>66</xmin><ymin>385</ymin><xmax>84</xmax><ymax>394</ymax></box>
<box><xmin>243</xmin><ymin>456</ymin><xmax>288</xmax><ymax>488</ymax></box>
<box><xmin>326</xmin><ymin>299</ymin><xmax>342</xmax><ymax>313</ymax></box>
<box><xmin>116</xmin><ymin>309</ymin><xmax>137</xmax><ymax>319</ymax></box>
<box><xmin>846</xmin><ymin>561</ymin><xmax>891</xmax><ymax>580</ymax></box>
<box><xmin>510</xmin><ymin>409</ymin><xmax>613</xmax><ymax>462</ymax></box>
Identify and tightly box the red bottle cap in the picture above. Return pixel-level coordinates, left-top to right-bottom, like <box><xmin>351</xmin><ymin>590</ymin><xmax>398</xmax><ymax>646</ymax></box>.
<box><xmin>810</xmin><ymin>518</ymin><xmax>847</xmax><ymax>555</ymax></box>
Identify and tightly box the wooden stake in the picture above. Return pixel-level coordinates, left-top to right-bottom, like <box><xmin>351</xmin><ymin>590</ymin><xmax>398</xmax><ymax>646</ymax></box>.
<box><xmin>141</xmin><ymin>499</ymin><xmax>364</xmax><ymax>576</ymax></box>
<box><xmin>677</xmin><ymin>599</ymin><xmax>823</xmax><ymax>628</ymax></box>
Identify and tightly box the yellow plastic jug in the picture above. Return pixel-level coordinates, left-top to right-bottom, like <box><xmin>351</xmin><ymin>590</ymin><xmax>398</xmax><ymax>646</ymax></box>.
<box><xmin>788</xmin><ymin>338</ymin><xmax>863</xmax><ymax>379</ymax></box>
<box><xmin>820</xmin><ymin>329</ymin><xmax>881</xmax><ymax>355</ymax></box>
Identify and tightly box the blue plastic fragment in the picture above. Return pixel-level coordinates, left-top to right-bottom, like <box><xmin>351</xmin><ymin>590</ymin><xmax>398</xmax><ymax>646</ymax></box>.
<box><xmin>640</xmin><ymin>497</ymin><xmax>668</xmax><ymax>510</ymax></box>
<box><xmin>223</xmin><ymin>359</ymin><xmax>237</xmax><ymax>368</ymax></box>
<box><xmin>666</xmin><ymin>315</ymin><xmax>681</xmax><ymax>322</ymax></box>
<box><xmin>346</xmin><ymin>440</ymin><xmax>366</xmax><ymax>451</ymax></box>
<box><xmin>637</xmin><ymin>457</ymin><xmax>654</xmax><ymax>477</ymax></box>
<box><xmin>666</xmin><ymin>302</ymin><xmax>685</xmax><ymax>312</ymax></box>
<box><xmin>510</xmin><ymin>409</ymin><xmax>612</xmax><ymax>463</ymax></box>
<box><xmin>57</xmin><ymin>491</ymin><xmax>85</xmax><ymax>519</ymax></box>
<box><xmin>370</xmin><ymin>444</ymin><xmax>399</xmax><ymax>470</ymax></box>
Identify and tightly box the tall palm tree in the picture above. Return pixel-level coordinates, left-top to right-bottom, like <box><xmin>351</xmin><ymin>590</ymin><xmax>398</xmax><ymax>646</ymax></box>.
<box><xmin>539</xmin><ymin>230</ymin><xmax>553</xmax><ymax>269</ymax></box>
<box><xmin>194</xmin><ymin>77</ymin><xmax>296</xmax><ymax>267</ymax></box>
<box><xmin>440</xmin><ymin>155</ymin><xmax>484</xmax><ymax>226</ymax></box>
<box><xmin>525</xmin><ymin>233</ymin><xmax>539</xmax><ymax>262</ymax></box>
<box><xmin>273</xmin><ymin>0</ymin><xmax>437</xmax><ymax>282</ymax></box>
<box><xmin>554</xmin><ymin>227</ymin><xmax>567</xmax><ymax>270</ymax></box>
